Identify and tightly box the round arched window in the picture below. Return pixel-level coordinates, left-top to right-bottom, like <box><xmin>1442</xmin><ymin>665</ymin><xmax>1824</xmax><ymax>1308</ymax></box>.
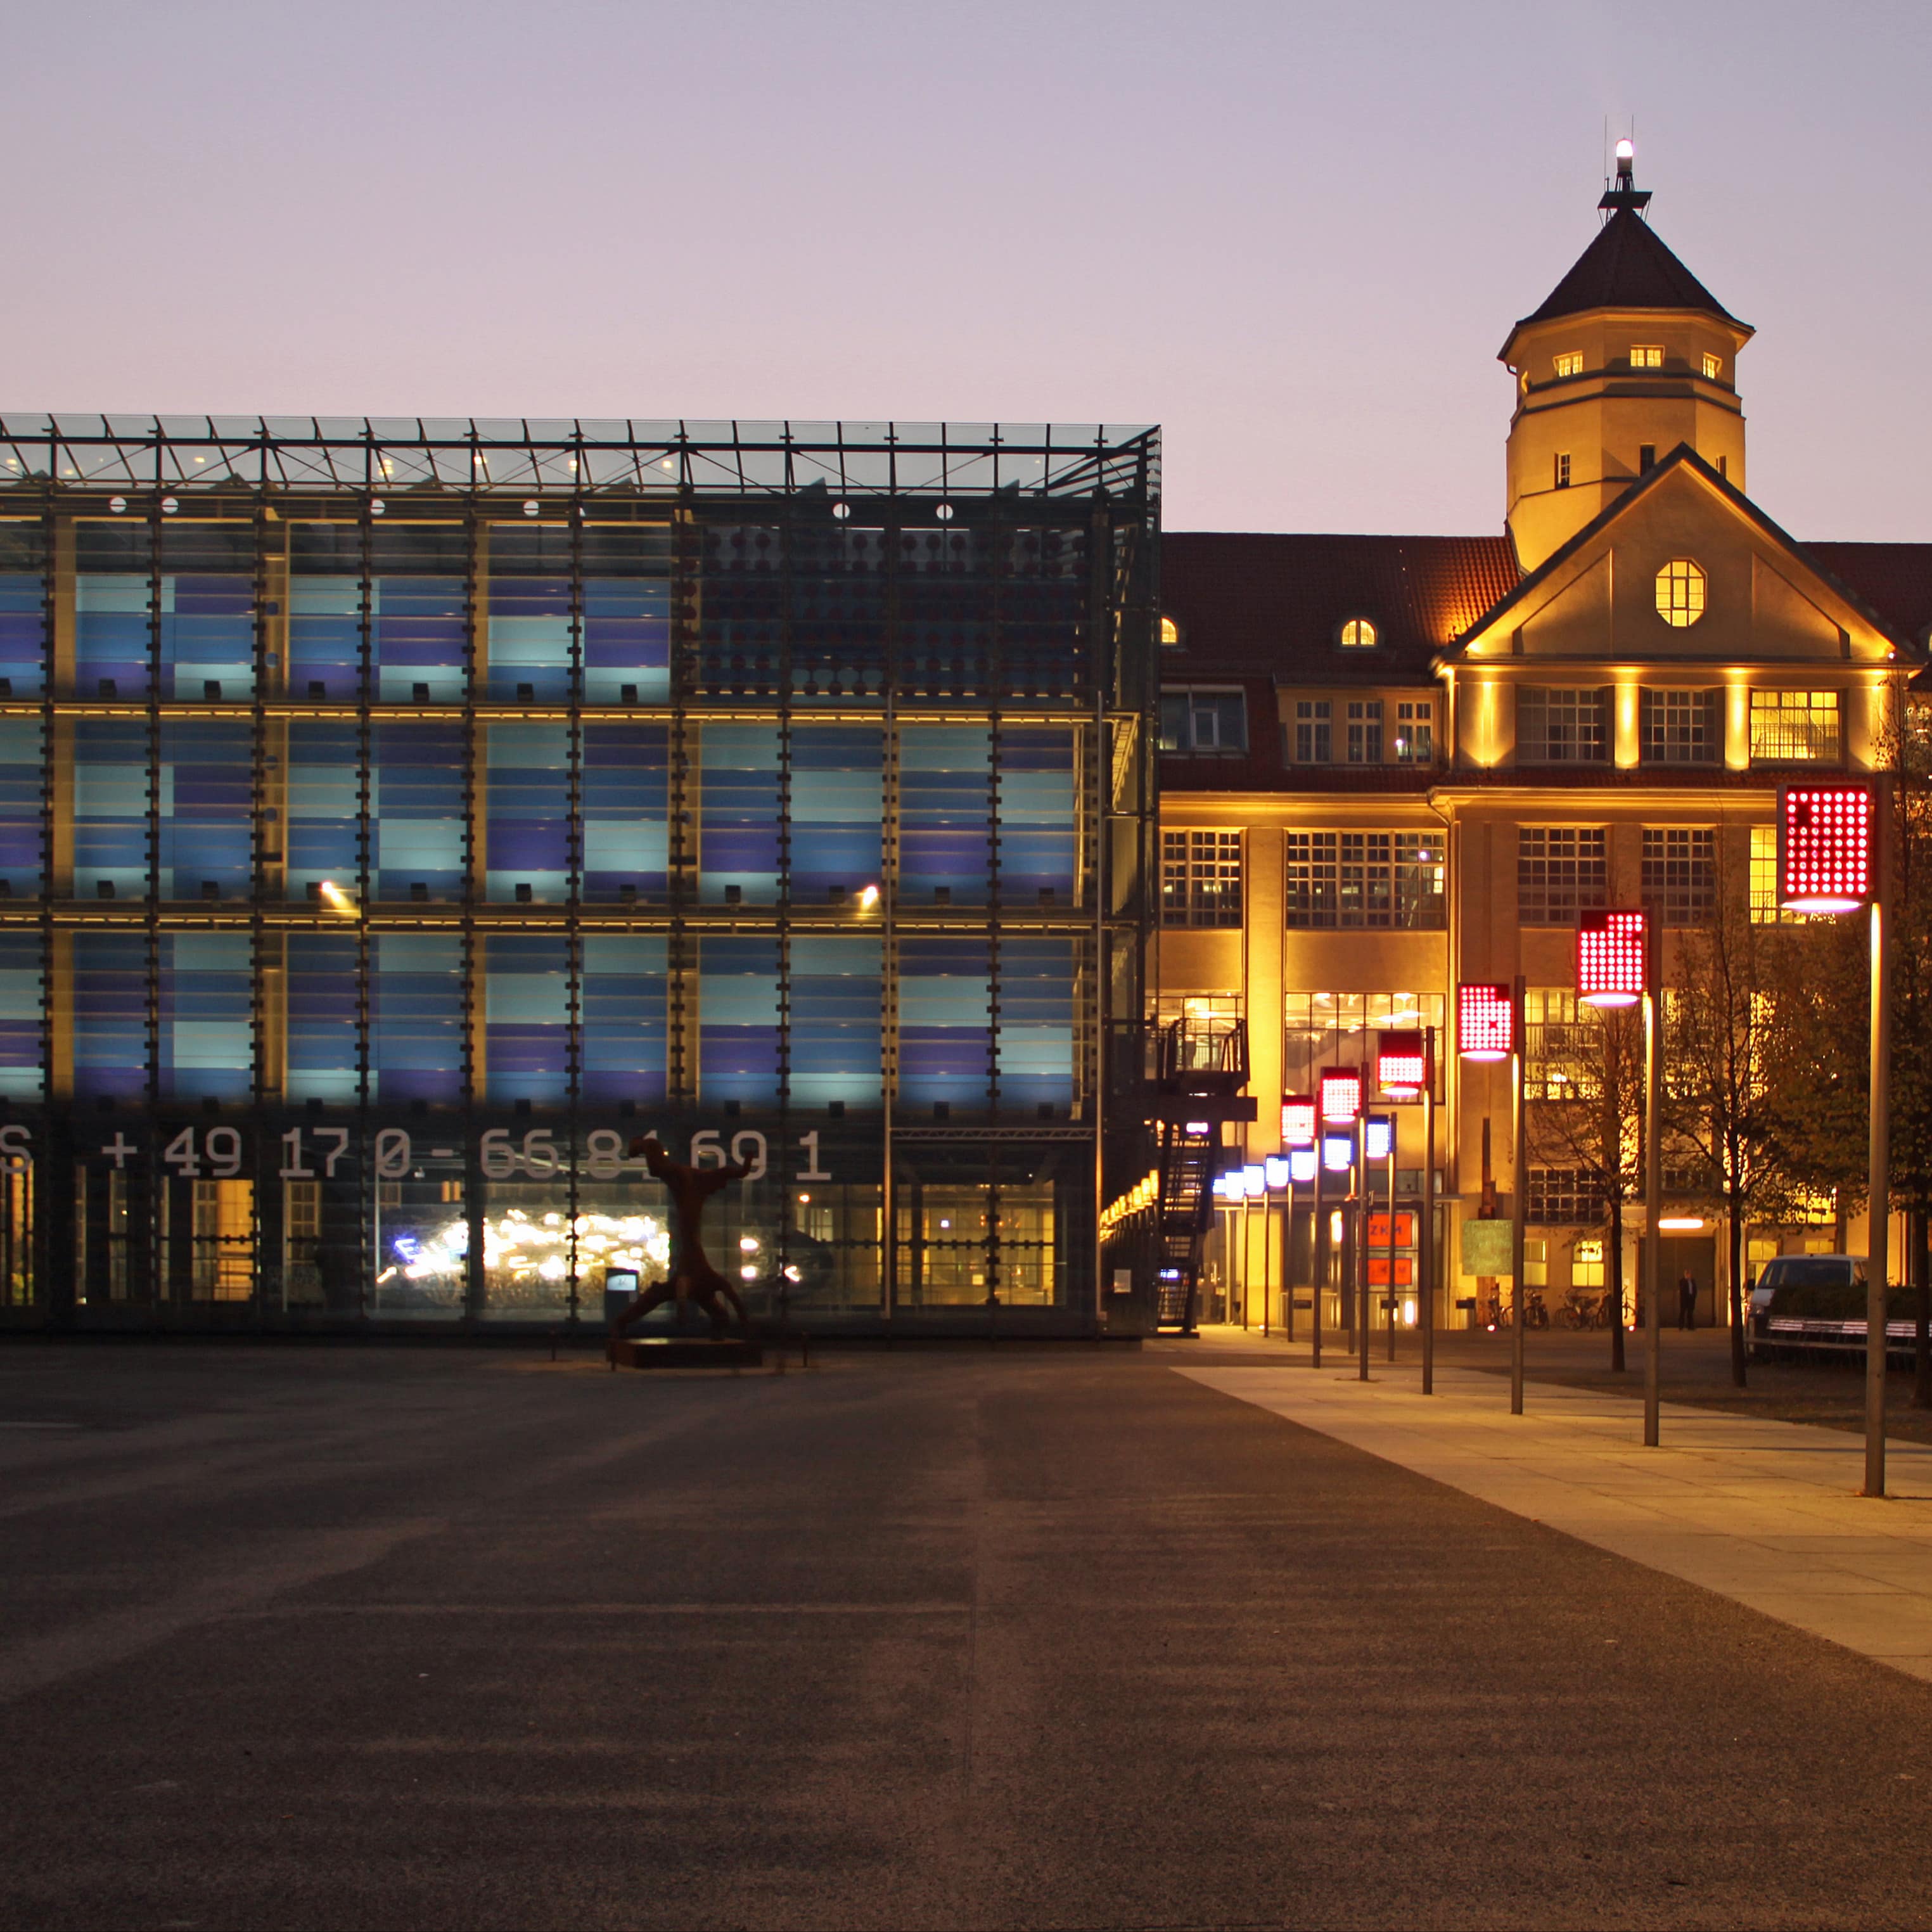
<box><xmin>1159</xmin><ymin>615</ymin><xmax>1180</xmax><ymax>646</ymax></box>
<box><xmin>1340</xmin><ymin>618</ymin><xmax>1378</xmax><ymax>649</ymax></box>
<box><xmin>1655</xmin><ymin>560</ymin><xmax>1707</xmax><ymax>627</ymax></box>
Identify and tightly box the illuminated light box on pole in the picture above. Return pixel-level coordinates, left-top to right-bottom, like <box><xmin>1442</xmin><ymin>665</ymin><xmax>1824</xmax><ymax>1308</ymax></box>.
<box><xmin>1377</xmin><ymin>1030</ymin><xmax>1427</xmax><ymax>1099</ymax></box>
<box><xmin>1320</xmin><ymin>1067</ymin><xmax>1363</xmax><ymax>1123</ymax></box>
<box><xmin>1321</xmin><ymin>1132</ymin><xmax>1354</xmax><ymax>1173</ymax></box>
<box><xmin>1779</xmin><ymin>783</ymin><xmax>1873</xmax><ymax>913</ymax></box>
<box><xmin>1241</xmin><ymin>1164</ymin><xmax>1265</xmax><ymax>1198</ymax></box>
<box><xmin>1281</xmin><ymin>1094</ymin><xmax>1318</xmax><ymax>1149</ymax></box>
<box><xmin>1364</xmin><ymin>1114</ymin><xmax>1395</xmax><ymax>1161</ymax></box>
<box><xmin>1576</xmin><ymin>908</ymin><xmax>1648</xmax><ymax>1008</ymax></box>
<box><xmin>1457</xmin><ymin>983</ymin><xmax>1514</xmax><ymax>1061</ymax></box>
<box><xmin>1263</xmin><ymin>1156</ymin><xmax>1289</xmax><ymax>1189</ymax></box>
<box><xmin>1289</xmin><ymin>1148</ymin><xmax>1317</xmax><ymax>1184</ymax></box>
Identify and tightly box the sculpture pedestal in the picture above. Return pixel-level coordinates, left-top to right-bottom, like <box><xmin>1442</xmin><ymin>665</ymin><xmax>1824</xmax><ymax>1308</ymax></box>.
<box><xmin>608</xmin><ymin>1334</ymin><xmax>764</xmax><ymax>1371</ymax></box>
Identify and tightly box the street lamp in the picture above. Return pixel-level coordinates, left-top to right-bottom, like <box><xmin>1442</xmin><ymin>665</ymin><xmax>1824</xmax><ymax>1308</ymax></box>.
<box><xmin>1780</xmin><ymin>781</ymin><xmax>1887</xmax><ymax>1495</ymax></box>
<box><xmin>1281</xmin><ymin>1096</ymin><xmax>1317</xmax><ymax>1348</ymax></box>
<box><xmin>1318</xmin><ymin>1068</ymin><xmax>1361</xmax><ymax>1370</ymax></box>
<box><xmin>1460</xmin><ymin>980</ymin><xmax>1526</xmax><ymax>1412</ymax></box>
<box><xmin>1378</xmin><ymin>1028</ymin><xmax>1436</xmax><ymax>1392</ymax></box>
<box><xmin>1577</xmin><ymin>909</ymin><xmax>1660</xmax><ymax>1443</ymax></box>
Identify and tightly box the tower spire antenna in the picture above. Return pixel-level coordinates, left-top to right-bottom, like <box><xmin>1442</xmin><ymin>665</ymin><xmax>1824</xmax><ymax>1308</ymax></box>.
<box><xmin>1599</xmin><ymin>136</ymin><xmax>1653</xmax><ymax>217</ymax></box>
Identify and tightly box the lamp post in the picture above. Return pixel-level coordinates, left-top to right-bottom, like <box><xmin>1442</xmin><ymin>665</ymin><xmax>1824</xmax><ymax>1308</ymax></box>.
<box><xmin>1282</xmin><ymin>1096</ymin><xmax>1317</xmax><ymax>1347</ymax></box>
<box><xmin>1577</xmin><ymin>909</ymin><xmax>1654</xmax><ymax>1442</ymax></box>
<box><xmin>1459</xmin><ymin>982</ymin><xmax>1520</xmax><ymax>1410</ymax></box>
<box><xmin>1377</xmin><ymin>1028</ymin><xmax>1430</xmax><ymax>1379</ymax></box>
<box><xmin>1319</xmin><ymin>1067</ymin><xmax>1362</xmax><ymax>1371</ymax></box>
<box><xmin>1779</xmin><ymin>781</ymin><xmax>1888</xmax><ymax>1495</ymax></box>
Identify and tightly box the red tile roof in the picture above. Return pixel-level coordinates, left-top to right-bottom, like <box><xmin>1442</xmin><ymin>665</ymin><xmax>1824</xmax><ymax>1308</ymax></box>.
<box><xmin>1805</xmin><ymin>542</ymin><xmax>1932</xmax><ymax>648</ymax></box>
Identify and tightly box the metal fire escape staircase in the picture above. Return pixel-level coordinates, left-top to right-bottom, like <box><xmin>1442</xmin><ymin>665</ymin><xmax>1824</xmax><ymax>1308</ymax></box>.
<box><xmin>1149</xmin><ymin>1018</ymin><xmax>1251</xmax><ymax>1333</ymax></box>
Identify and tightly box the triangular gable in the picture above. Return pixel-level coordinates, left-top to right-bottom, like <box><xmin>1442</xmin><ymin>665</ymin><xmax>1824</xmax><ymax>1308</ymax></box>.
<box><xmin>1445</xmin><ymin>447</ymin><xmax>1911</xmax><ymax>669</ymax></box>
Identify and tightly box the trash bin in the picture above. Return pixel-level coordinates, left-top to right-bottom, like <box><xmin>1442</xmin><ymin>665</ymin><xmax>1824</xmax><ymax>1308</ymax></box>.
<box><xmin>603</xmin><ymin>1269</ymin><xmax>639</xmax><ymax>1327</ymax></box>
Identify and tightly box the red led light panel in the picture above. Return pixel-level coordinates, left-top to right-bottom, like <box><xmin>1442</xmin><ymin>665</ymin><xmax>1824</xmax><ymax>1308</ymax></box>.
<box><xmin>1780</xmin><ymin>784</ymin><xmax>1872</xmax><ymax>912</ymax></box>
<box><xmin>1377</xmin><ymin>1030</ymin><xmax>1427</xmax><ymax>1096</ymax></box>
<box><xmin>1457</xmin><ymin>982</ymin><xmax>1514</xmax><ymax>1060</ymax></box>
<box><xmin>1319</xmin><ymin>1066</ymin><xmax>1363</xmax><ymax>1122</ymax></box>
<box><xmin>1575</xmin><ymin>909</ymin><xmax>1647</xmax><ymax>1007</ymax></box>
<box><xmin>1280</xmin><ymin>1094</ymin><xmax>1318</xmax><ymax>1148</ymax></box>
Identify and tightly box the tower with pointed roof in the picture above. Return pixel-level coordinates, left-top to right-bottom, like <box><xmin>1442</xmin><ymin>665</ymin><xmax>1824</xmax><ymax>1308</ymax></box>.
<box><xmin>1500</xmin><ymin>145</ymin><xmax>1753</xmax><ymax>571</ymax></box>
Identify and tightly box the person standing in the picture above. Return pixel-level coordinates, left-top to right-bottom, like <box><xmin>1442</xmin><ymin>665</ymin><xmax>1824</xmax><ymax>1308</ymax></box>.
<box><xmin>1677</xmin><ymin>1269</ymin><xmax>1698</xmax><ymax>1331</ymax></box>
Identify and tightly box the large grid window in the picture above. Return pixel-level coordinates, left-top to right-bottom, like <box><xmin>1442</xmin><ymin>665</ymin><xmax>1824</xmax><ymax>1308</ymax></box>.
<box><xmin>1393</xmin><ymin>701</ymin><xmax>1433</xmax><ymax>764</ymax></box>
<box><xmin>1517</xmin><ymin>828</ymin><xmax>1608</xmax><ymax>926</ymax></box>
<box><xmin>1524</xmin><ymin>988</ymin><xmax>1603</xmax><ymax>1101</ymax></box>
<box><xmin>1750</xmin><ymin>689</ymin><xmax>1840</xmax><ymax>764</ymax></box>
<box><xmin>1347</xmin><ymin>701</ymin><xmax>1382</xmax><ymax>764</ymax></box>
<box><xmin>1641</xmin><ymin>688</ymin><xmax>1720</xmax><ymax>765</ymax></box>
<box><xmin>1527</xmin><ymin>1168</ymin><xmax>1608</xmax><ymax>1224</ymax></box>
<box><xmin>1161</xmin><ymin>830</ymin><xmax>1242</xmax><ymax>928</ymax></box>
<box><xmin>0</xmin><ymin>523</ymin><xmax>46</xmax><ymax>697</ymax></box>
<box><xmin>1749</xmin><ymin>822</ymin><xmax>1824</xmax><ymax>926</ymax></box>
<box><xmin>1283</xmin><ymin>992</ymin><xmax>1445</xmax><ymax>1097</ymax></box>
<box><xmin>1642</xmin><ymin>829</ymin><xmax>1717</xmax><ymax>927</ymax></box>
<box><xmin>1286</xmin><ymin>831</ymin><xmax>1445</xmax><ymax>930</ymax></box>
<box><xmin>1516</xmin><ymin>688</ymin><xmax>1608</xmax><ymax>764</ymax></box>
<box><xmin>1294</xmin><ymin>701</ymin><xmax>1331</xmax><ymax>764</ymax></box>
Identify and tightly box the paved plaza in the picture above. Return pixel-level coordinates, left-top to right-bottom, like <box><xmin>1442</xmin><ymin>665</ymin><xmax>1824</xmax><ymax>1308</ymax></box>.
<box><xmin>6</xmin><ymin>1340</ymin><xmax>1932</xmax><ymax>1929</ymax></box>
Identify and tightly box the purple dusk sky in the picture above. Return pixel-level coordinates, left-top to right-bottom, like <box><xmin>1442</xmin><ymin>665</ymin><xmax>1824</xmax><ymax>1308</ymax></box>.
<box><xmin>9</xmin><ymin>1</ymin><xmax>1927</xmax><ymax>541</ymax></box>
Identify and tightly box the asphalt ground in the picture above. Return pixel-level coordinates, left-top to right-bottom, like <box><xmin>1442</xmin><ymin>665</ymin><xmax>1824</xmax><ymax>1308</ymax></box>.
<box><xmin>4</xmin><ymin>1342</ymin><xmax>1932</xmax><ymax>1931</ymax></box>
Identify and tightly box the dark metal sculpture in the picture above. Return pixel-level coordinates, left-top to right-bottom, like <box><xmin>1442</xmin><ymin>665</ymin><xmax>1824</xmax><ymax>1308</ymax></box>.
<box><xmin>607</xmin><ymin>1134</ymin><xmax>752</xmax><ymax>1349</ymax></box>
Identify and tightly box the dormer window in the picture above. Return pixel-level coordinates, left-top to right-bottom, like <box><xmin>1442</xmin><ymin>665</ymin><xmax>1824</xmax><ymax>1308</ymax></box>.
<box><xmin>1701</xmin><ymin>353</ymin><xmax>1722</xmax><ymax>380</ymax></box>
<box><xmin>1630</xmin><ymin>345</ymin><xmax>1664</xmax><ymax>369</ymax></box>
<box><xmin>1159</xmin><ymin>615</ymin><xmax>1180</xmax><ymax>646</ymax></box>
<box><xmin>1655</xmin><ymin>559</ymin><xmax>1708</xmax><ymax>628</ymax></box>
<box><xmin>1338</xmin><ymin>618</ymin><xmax>1378</xmax><ymax>649</ymax></box>
<box><xmin>1553</xmin><ymin>351</ymin><xmax>1583</xmax><ymax>378</ymax></box>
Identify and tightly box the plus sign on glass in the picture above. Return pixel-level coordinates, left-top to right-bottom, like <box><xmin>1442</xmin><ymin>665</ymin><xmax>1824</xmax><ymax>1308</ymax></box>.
<box><xmin>1575</xmin><ymin>909</ymin><xmax>1647</xmax><ymax>1008</ymax></box>
<box><xmin>1779</xmin><ymin>784</ymin><xmax>1873</xmax><ymax>913</ymax></box>
<box><xmin>1376</xmin><ymin>1030</ymin><xmax>1427</xmax><ymax>1097</ymax></box>
<box><xmin>1457</xmin><ymin>983</ymin><xmax>1514</xmax><ymax>1061</ymax></box>
<box><xmin>1319</xmin><ymin>1066</ymin><xmax>1363</xmax><ymax>1122</ymax></box>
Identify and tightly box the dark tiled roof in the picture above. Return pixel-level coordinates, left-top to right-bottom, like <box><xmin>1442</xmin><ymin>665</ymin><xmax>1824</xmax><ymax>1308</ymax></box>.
<box><xmin>1514</xmin><ymin>208</ymin><xmax>1743</xmax><ymax>331</ymax></box>
<box><xmin>1160</xmin><ymin>532</ymin><xmax>1519</xmax><ymax>684</ymax></box>
<box><xmin>1805</xmin><ymin>542</ymin><xmax>1932</xmax><ymax>647</ymax></box>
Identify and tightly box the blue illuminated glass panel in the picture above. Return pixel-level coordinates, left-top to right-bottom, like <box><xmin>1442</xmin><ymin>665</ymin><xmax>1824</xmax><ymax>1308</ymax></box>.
<box><xmin>485</xmin><ymin>934</ymin><xmax>569</xmax><ymax>1104</ymax></box>
<box><xmin>581</xmin><ymin>935</ymin><xmax>666</xmax><ymax>1104</ymax></box>
<box><xmin>0</xmin><ymin>523</ymin><xmax>46</xmax><ymax>696</ymax></box>
<box><xmin>285</xmin><ymin>932</ymin><xmax>361</xmax><ymax>1103</ymax></box>
<box><xmin>159</xmin><ymin>933</ymin><xmax>252</xmax><ymax>1102</ymax></box>
<box><xmin>373</xmin><ymin>723</ymin><xmax>464</xmax><ymax>900</ymax></box>
<box><xmin>899</xmin><ymin>726</ymin><xmax>991</xmax><ymax>904</ymax></box>
<box><xmin>580</xmin><ymin>723</ymin><xmax>667</xmax><ymax>903</ymax></box>
<box><xmin>582</xmin><ymin>525</ymin><xmax>671</xmax><ymax>701</ymax></box>
<box><xmin>996</xmin><ymin>728</ymin><xmax>1076</xmax><ymax>899</ymax></box>
<box><xmin>997</xmin><ymin>938</ymin><xmax>1077</xmax><ymax>1111</ymax></box>
<box><xmin>700</xmin><ymin>724</ymin><xmax>781</xmax><ymax>905</ymax></box>
<box><xmin>372</xmin><ymin>526</ymin><xmax>467</xmax><ymax>701</ymax></box>
<box><xmin>285</xmin><ymin>721</ymin><xmax>360</xmax><ymax>902</ymax></box>
<box><xmin>288</xmin><ymin>525</ymin><xmax>362</xmax><ymax>699</ymax></box>
<box><xmin>160</xmin><ymin>525</ymin><xmax>254</xmax><ymax>698</ymax></box>
<box><xmin>0</xmin><ymin>933</ymin><xmax>41</xmax><ymax>1098</ymax></box>
<box><xmin>486</xmin><ymin>525</ymin><xmax>572</xmax><ymax>700</ymax></box>
<box><xmin>897</xmin><ymin>935</ymin><xmax>990</xmax><ymax>1110</ymax></box>
<box><xmin>486</xmin><ymin>724</ymin><xmax>569</xmax><ymax>902</ymax></box>
<box><xmin>371</xmin><ymin>933</ymin><xmax>464</xmax><ymax>1104</ymax></box>
<box><xmin>159</xmin><ymin>720</ymin><xmax>252</xmax><ymax>899</ymax></box>
<box><xmin>73</xmin><ymin>718</ymin><xmax>150</xmax><ymax>899</ymax></box>
<box><xmin>699</xmin><ymin>935</ymin><xmax>780</xmax><ymax>1104</ymax></box>
<box><xmin>75</xmin><ymin>523</ymin><xmax>152</xmax><ymax>698</ymax></box>
<box><xmin>789</xmin><ymin>726</ymin><xmax>882</xmax><ymax>899</ymax></box>
<box><xmin>73</xmin><ymin>931</ymin><xmax>148</xmax><ymax>1100</ymax></box>
<box><xmin>789</xmin><ymin>937</ymin><xmax>880</xmax><ymax>1107</ymax></box>
<box><xmin>0</xmin><ymin>719</ymin><xmax>42</xmax><ymax>896</ymax></box>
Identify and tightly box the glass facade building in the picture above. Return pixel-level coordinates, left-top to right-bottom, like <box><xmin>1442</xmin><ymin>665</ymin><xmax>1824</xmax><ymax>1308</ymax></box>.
<box><xmin>0</xmin><ymin>416</ymin><xmax>1158</xmax><ymax>1333</ymax></box>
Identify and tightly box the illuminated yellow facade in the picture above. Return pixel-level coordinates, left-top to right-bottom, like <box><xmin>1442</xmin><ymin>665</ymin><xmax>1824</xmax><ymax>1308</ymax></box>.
<box><xmin>1156</xmin><ymin>171</ymin><xmax>1927</xmax><ymax>1331</ymax></box>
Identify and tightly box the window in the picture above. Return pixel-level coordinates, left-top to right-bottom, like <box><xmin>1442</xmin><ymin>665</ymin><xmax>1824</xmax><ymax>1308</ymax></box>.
<box><xmin>1524</xmin><ymin>988</ymin><xmax>1605</xmax><ymax>1101</ymax></box>
<box><xmin>1160</xmin><ymin>688</ymin><xmax>1246</xmax><ymax>754</ymax></box>
<box><xmin>1750</xmin><ymin>689</ymin><xmax>1840</xmax><ymax>764</ymax></box>
<box><xmin>1282</xmin><ymin>992</ymin><xmax>1445</xmax><ymax>1097</ymax></box>
<box><xmin>1159</xmin><ymin>615</ymin><xmax>1180</xmax><ymax>646</ymax></box>
<box><xmin>1528</xmin><ymin>1169</ymin><xmax>1609</xmax><ymax>1224</ymax></box>
<box><xmin>1642</xmin><ymin>828</ymin><xmax>1716</xmax><ymax>927</ymax></box>
<box><xmin>1518</xmin><ymin>828</ymin><xmax>1608</xmax><ymax>926</ymax></box>
<box><xmin>1517</xmin><ymin>687</ymin><xmax>1608</xmax><ymax>764</ymax></box>
<box><xmin>1639</xmin><ymin>444</ymin><xmax>1656</xmax><ymax>473</ymax></box>
<box><xmin>1654</xmin><ymin>559</ymin><xmax>1707</xmax><ymax>628</ymax></box>
<box><xmin>1394</xmin><ymin>700</ymin><xmax>1433</xmax><ymax>764</ymax></box>
<box><xmin>1295</xmin><ymin>700</ymin><xmax>1331</xmax><ymax>764</ymax></box>
<box><xmin>1630</xmin><ymin>345</ymin><xmax>1664</xmax><ymax>369</ymax></box>
<box><xmin>1572</xmin><ymin>1238</ymin><xmax>1606</xmax><ymax>1289</ymax></box>
<box><xmin>1553</xmin><ymin>351</ymin><xmax>1583</xmax><ymax>378</ymax></box>
<box><xmin>1641</xmin><ymin>688</ymin><xmax>1719</xmax><ymax>764</ymax></box>
<box><xmin>1339</xmin><ymin>618</ymin><xmax>1378</xmax><ymax>649</ymax></box>
<box><xmin>1702</xmin><ymin>353</ymin><xmax>1722</xmax><ymax>381</ymax></box>
<box><xmin>1286</xmin><ymin>831</ymin><xmax>1445</xmax><ymax>930</ymax></box>
<box><xmin>1554</xmin><ymin>452</ymin><xmax>1572</xmax><ymax>489</ymax></box>
<box><xmin>1524</xmin><ymin>1238</ymin><xmax>1549</xmax><ymax>1288</ymax></box>
<box><xmin>1161</xmin><ymin>829</ymin><xmax>1243</xmax><ymax>928</ymax></box>
<box><xmin>1158</xmin><ymin>992</ymin><xmax>1241</xmax><ymax>1028</ymax></box>
<box><xmin>1347</xmin><ymin>700</ymin><xmax>1383</xmax><ymax>764</ymax></box>
<box><xmin>1750</xmin><ymin>822</ymin><xmax>1826</xmax><ymax>925</ymax></box>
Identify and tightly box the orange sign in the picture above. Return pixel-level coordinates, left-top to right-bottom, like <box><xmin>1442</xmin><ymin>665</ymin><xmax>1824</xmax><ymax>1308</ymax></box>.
<box><xmin>1367</xmin><ymin>1212</ymin><xmax>1417</xmax><ymax>1248</ymax></box>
